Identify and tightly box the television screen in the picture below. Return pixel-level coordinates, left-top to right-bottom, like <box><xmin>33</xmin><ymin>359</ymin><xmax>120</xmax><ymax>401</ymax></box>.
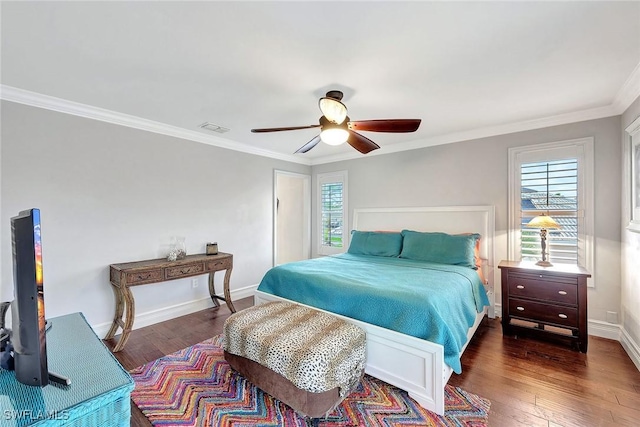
<box><xmin>11</xmin><ymin>208</ymin><xmax>48</xmax><ymax>386</ymax></box>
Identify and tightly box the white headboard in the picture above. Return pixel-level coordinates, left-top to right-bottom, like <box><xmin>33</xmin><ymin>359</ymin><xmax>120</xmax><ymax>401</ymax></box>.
<box><xmin>352</xmin><ymin>206</ymin><xmax>496</xmax><ymax>290</ymax></box>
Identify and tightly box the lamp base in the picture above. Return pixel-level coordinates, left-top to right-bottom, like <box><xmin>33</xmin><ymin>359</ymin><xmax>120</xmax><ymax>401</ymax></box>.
<box><xmin>535</xmin><ymin>260</ymin><xmax>554</xmax><ymax>267</ymax></box>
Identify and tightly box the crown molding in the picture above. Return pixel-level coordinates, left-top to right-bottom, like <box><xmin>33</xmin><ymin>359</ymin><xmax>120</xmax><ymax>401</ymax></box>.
<box><xmin>310</xmin><ymin>103</ymin><xmax>619</xmax><ymax>165</ymax></box>
<box><xmin>0</xmin><ymin>85</ymin><xmax>311</xmax><ymax>166</ymax></box>
<box><xmin>3</xmin><ymin>70</ymin><xmax>639</xmax><ymax>167</ymax></box>
<box><xmin>613</xmin><ymin>61</ymin><xmax>640</xmax><ymax>114</ymax></box>
<box><xmin>310</xmin><ymin>61</ymin><xmax>640</xmax><ymax>165</ymax></box>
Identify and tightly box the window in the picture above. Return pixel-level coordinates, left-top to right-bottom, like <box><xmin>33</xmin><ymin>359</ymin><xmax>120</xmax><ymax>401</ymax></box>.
<box><xmin>317</xmin><ymin>171</ymin><xmax>348</xmax><ymax>255</ymax></box>
<box><xmin>508</xmin><ymin>138</ymin><xmax>594</xmax><ymax>284</ymax></box>
<box><xmin>520</xmin><ymin>160</ymin><xmax>578</xmax><ymax>264</ymax></box>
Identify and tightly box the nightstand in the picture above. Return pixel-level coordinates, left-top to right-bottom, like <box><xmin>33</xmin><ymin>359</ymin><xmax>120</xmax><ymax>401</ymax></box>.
<box><xmin>498</xmin><ymin>260</ymin><xmax>591</xmax><ymax>352</ymax></box>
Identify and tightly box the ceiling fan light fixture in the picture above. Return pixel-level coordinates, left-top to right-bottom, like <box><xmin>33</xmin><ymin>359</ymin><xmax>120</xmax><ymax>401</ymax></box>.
<box><xmin>319</xmin><ymin>97</ymin><xmax>347</xmax><ymax>124</ymax></box>
<box><xmin>320</xmin><ymin>128</ymin><xmax>349</xmax><ymax>145</ymax></box>
<box><xmin>252</xmin><ymin>89</ymin><xmax>416</xmax><ymax>154</ymax></box>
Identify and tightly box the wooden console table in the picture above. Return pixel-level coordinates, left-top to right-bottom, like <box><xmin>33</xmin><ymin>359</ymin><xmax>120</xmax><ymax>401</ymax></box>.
<box><xmin>104</xmin><ymin>252</ymin><xmax>234</xmax><ymax>352</ymax></box>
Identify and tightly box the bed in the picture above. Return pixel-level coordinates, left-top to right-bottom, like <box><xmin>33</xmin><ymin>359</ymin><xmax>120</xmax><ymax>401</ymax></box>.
<box><xmin>254</xmin><ymin>205</ymin><xmax>495</xmax><ymax>416</ymax></box>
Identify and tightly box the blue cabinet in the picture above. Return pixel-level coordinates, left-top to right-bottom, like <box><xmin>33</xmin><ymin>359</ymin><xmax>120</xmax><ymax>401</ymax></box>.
<box><xmin>0</xmin><ymin>313</ymin><xmax>133</xmax><ymax>426</ymax></box>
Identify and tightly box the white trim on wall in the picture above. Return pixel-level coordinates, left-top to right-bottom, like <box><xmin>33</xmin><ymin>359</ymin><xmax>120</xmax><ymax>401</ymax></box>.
<box><xmin>625</xmin><ymin>115</ymin><xmax>640</xmax><ymax>232</ymax></box>
<box><xmin>621</xmin><ymin>327</ymin><xmax>640</xmax><ymax>371</ymax></box>
<box><xmin>90</xmin><ymin>283</ymin><xmax>258</xmax><ymax>337</ymax></box>
<box><xmin>495</xmin><ymin>303</ymin><xmax>638</xmax><ymax>367</ymax></box>
<box><xmin>614</xmin><ymin>61</ymin><xmax>640</xmax><ymax>115</ymax></box>
<box><xmin>588</xmin><ymin>319</ymin><xmax>622</xmax><ymax>341</ymax></box>
<box><xmin>2</xmin><ymin>79</ymin><xmax>636</xmax><ymax>167</ymax></box>
<box><xmin>0</xmin><ymin>85</ymin><xmax>310</xmax><ymax>166</ymax></box>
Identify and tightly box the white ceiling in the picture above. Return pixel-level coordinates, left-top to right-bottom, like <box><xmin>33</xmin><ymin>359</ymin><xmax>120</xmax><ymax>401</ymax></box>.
<box><xmin>2</xmin><ymin>1</ymin><xmax>640</xmax><ymax>165</ymax></box>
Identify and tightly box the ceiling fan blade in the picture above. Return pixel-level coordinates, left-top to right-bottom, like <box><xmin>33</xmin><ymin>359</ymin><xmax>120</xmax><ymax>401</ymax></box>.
<box><xmin>251</xmin><ymin>124</ymin><xmax>321</xmax><ymax>133</ymax></box>
<box><xmin>348</xmin><ymin>119</ymin><xmax>421</xmax><ymax>133</ymax></box>
<box><xmin>347</xmin><ymin>131</ymin><xmax>380</xmax><ymax>154</ymax></box>
<box><xmin>294</xmin><ymin>135</ymin><xmax>321</xmax><ymax>154</ymax></box>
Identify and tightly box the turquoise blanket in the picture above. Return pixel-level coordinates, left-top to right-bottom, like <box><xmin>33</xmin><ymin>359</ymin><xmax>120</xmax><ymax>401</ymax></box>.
<box><xmin>257</xmin><ymin>253</ymin><xmax>490</xmax><ymax>374</ymax></box>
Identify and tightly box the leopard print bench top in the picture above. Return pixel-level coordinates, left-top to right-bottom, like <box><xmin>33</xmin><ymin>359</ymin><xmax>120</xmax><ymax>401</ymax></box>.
<box><xmin>223</xmin><ymin>301</ymin><xmax>366</xmax><ymax>398</ymax></box>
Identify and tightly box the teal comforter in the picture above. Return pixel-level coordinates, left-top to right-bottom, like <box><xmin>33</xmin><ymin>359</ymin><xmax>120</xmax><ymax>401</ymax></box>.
<box><xmin>257</xmin><ymin>253</ymin><xmax>490</xmax><ymax>374</ymax></box>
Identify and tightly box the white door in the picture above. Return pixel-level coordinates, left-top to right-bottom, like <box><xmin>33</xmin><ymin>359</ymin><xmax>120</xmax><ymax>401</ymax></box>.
<box><xmin>274</xmin><ymin>170</ymin><xmax>311</xmax><ymax>265</ymax></box>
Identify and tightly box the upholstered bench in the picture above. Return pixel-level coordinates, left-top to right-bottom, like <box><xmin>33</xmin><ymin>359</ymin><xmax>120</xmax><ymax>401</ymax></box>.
<box><xmin>222</xmin><ymin>301</ymin><xmax>366</xmax><ymax>418</ymax></box>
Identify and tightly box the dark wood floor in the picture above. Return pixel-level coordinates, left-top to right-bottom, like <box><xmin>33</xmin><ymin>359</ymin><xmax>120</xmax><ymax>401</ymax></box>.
<box><xmin>108</xmin><ymin>297</ymin><xmax>640</xmax><ymax>426</ymax></box>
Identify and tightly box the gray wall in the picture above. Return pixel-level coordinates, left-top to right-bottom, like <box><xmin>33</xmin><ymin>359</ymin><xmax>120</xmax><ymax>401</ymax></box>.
<box><xmin>312</xmin><ymin>116</ymin><xmax>622</xmax><ymax>323</ymax></box>
<box><xmin>1</xmin><ymin>101</ymin><xmax>309</xmax><ymax>330</ymax></box>
<box><xmin>622</xmin><ymin>95</ymin><xmax>640</xmax><ymax>350</ymax></box>
<box><xmin>1</xmin><ymin>97</ymin><xmax>630</xmax><ymax>339</ymax></box>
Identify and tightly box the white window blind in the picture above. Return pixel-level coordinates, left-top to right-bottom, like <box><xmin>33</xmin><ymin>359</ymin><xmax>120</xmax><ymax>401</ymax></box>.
<box><xmin>317</xmin><ymin>171</ymin><xmax>348</xmax><ymax>255</ymax></box>
<box><xmin>520</xmin><ymin>160</ymin><xmax>579</xmax><ymax>265</ymax></box>
<box><xmin>321</xmin><ymin>182</ymin><xmax>344</xmax><ymax>249</ymax></box>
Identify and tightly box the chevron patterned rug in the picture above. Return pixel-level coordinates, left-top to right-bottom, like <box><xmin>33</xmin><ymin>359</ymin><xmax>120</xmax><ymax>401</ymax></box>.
<box><xmin>130</xmin><ymin>335</ymin><xmax>490</xmax><ymax>426</ymax></box>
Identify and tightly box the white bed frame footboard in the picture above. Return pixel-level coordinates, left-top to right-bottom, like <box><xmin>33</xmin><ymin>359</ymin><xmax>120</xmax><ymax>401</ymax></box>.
<box><xmin>255</xmin><ymin>290</ymin><xmax>486</xmax><ymax>415</ymax></box>
<box><xmin>256</xmin><ymin>205</ymin><xmax>495</xmax><ymax>416</ymax></box>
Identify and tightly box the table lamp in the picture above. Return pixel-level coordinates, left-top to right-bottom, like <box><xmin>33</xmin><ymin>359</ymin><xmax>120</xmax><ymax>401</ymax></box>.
<box><xmin>526</xmin><ymin>214</ymin><xmax>559</xmax><ymax>267</ymax></box>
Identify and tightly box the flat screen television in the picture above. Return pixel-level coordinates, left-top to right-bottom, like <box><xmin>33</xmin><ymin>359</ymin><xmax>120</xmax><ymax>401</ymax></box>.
<box><xmin>11</xmin><ymin>208</ymin><xmax>48</xmax><ymax>386</ymax></box>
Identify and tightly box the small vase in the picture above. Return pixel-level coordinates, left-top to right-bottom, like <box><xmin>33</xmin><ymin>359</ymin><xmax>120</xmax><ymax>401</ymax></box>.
<box><xmin>168</xmin><ymin>236</ymin><xmax>187</xmax><ymax>261</ymax></box>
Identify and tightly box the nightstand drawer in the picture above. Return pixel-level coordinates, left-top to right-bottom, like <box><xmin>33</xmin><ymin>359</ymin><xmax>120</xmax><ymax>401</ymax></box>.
<box><xmin>509</xmin><ymin>271</ymin><xmax>577</xmax><ymax>286</ymax></box>
<box><xmin>509</xmin><ymin>298</ymin><xmax>579</xmax><ymax>328</ymax></box>
<box><xmin>508</xmin><ymin>276</ymin><xmax>577</xmax><ymax>305</ymax></box>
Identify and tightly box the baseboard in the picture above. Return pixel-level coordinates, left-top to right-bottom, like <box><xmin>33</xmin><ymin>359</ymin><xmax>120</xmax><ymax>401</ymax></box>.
<box><xmin>495</xmin><ymin>303</ymin><xmax>502</xmax><ymax>319</ymax></box>
<box><xmin>588</xmin><ymin>319</ymin><xmax>622</xmax><ymax>341</ymax></box>
<box><xmin>91</xmin><ymin>284</ymin><xmax>258</xmax><ymax>337</ymax></box>
<box><xmin>493</xmin><ymin>304</ymin><xmax>620</xmax><ymax>338</ymax></box>
<box><xmin>620</xmin><ymin>327</ymin><xmax>640</xmax><ymax>371</ymax></box>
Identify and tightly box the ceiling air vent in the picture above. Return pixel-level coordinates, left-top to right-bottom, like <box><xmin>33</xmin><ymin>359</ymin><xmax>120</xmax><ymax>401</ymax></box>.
<box><xmin>199</xmin><ymin>122</ymin><xmax>230</xmax><ymax>134</ymax></box>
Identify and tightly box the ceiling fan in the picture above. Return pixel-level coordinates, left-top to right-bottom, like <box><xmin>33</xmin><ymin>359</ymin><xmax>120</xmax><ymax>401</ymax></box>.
<box><xmin>251</xmin><ymin>90</ymin><xmax>421</xmax><ymax>154</ymax></box>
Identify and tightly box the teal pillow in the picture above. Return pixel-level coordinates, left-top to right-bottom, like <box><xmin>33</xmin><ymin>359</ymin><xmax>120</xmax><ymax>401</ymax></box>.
<box><xmin>348</xmin><ymin>231</ymin><xmax>403</xmax><ymax>257</ymax></box>
<box><xmin>399</xmin><ymin>230</ymin><xmax>480</xmax><ymax>269</ymax></box>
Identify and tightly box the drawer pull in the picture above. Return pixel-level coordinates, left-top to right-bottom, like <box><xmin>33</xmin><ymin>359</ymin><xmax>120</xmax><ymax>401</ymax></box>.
<box><xmin>516</xmin><ymin>285</ymin><xmax>525</xmax><ymax>289</ymax></box>
<box><xmin>558</xmin><ymin>290</ymin><xmax>567</xmax><ymax>295</ymax></box>
<box><xmin>516</xmin><ymin>306</ymin><xmax>525</xmax><ymax>311</ymax></box>
<box><xmin>137</xmin><ymin>274</ymin><xmax>151</xmax><ymax>280</ymax></box>
<box><xmin>180</xmin><ymin>268</ymin><xmax>193</xmax><ymax>274</ymax></box>
<box><xmin>558</xmin><ymin>313</ymin><xmax>568</xmax><ymax>319</ymax></box>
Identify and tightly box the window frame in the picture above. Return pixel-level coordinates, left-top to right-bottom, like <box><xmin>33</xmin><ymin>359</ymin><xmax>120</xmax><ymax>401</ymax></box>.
<box><xmin>317</xmin><ymin>171</ymin><xmax>348</xmax><ymax>256</ymax></box>
<box><xmin>508</xmin><ymin>137</ymin><xmax>594</xmax><ymax>287</ymax></box>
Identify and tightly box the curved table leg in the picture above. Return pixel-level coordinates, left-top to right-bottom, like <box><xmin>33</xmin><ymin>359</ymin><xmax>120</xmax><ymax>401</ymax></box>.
<box><xmin>208</xmin><ymin>268</ymin><xmax>235</xmax><ymax>313</ymax></box>
<box><xmin>113</xmin><ymin>285</ymin><xmax>135</xmax><ymax>352</ymax></box>
<box><xmin>223</xmin><ymin>267</ymin><xmax>236</xmax><ymax>313</ymax></box>
<box><xmin>104</xmin><ymin>282</ymin><xmax>125</xmax><ymax>340</ymax></box>
<box><xmin>208</xmin><ymin>272</ymin><xmax>221</xmax><ymax>308</ymax></box>
<box><xmin>105</xmin><ymin>283</ymin><xmax>135</xmax><ymax>352</ymax></box>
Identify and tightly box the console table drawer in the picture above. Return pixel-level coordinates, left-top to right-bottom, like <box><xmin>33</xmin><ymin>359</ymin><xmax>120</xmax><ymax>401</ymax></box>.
<box><xmin>165</xmin><ymin>263</ymin><xmax>205</xmax><ymax>279</ymax></box>
<box><xmin>508</xmin><ymin>276</ymin><xmax>577</xmax><ymax>305</ymax></box>
<box><xmin>126</xmin><ymin>269</ymin><xmax>163</xmax><ymax>285</ymax></box>
<box><xmin>509</xmin><ymin>298</ymin><xmax>579</xmax><ymax>328</ymax></box>
<box><xmin>206</xmin><ymin>258</ymin><xmax>232</xmax><ymax>271</ymax></box>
